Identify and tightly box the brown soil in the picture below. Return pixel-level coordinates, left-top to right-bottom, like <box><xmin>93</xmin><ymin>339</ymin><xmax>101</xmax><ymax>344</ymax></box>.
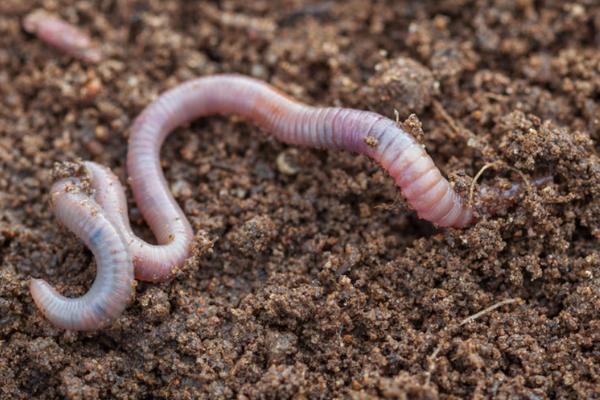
<box><xmin>1</xmin><ymin>1</ymin><xmax>599</xmax><ymax>399</ymax></box>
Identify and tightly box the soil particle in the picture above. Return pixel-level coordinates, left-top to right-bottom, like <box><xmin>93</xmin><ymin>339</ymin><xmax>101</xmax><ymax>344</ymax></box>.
<box><xmin>1</xmin><ymin>1</ymin><xmax>600</xmax><ymax>399</ymax></box>
<box><xmin>225</xmin><ymin>215</ymin><xmax>278</xmax><ymax>256</ymax></box>
<box><xmin>138</xmin><ymin>287</ymin><xmax>171</xmax><ymax>323</ymax></box>
<box><xmin>365</xmin><ymin>56</ymin><xmax>437</xmax><ymax>116</ymax></box>
<box><xmin>276</xmin><ymin>149</ymin><xmax>300</xmax><ymax>176</ymax></box>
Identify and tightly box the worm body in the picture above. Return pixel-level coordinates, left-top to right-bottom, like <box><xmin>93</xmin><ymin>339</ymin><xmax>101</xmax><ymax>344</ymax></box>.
<box><xmin>34</xmin><ymin>74</ymin><xmax>474</xmax><ymax>329</ymax></box>
<box><xmin>23</xmin><ymin>9</ymin><xmax>102</xmax><ymax>63</ymax></box>
<box><xmin>30</xmin><ymin>179</ymin><xmax>134</xmax><ymax>330</ymax></box>
<box><xmin>128</xmin><ymin>75</ymin><xmax>473</xmax><ymax>277</ymax></box>
<box><xmin>124</xmin><ymin>75</ymin><xmax>472</xmax><ymax>280</ymax></box>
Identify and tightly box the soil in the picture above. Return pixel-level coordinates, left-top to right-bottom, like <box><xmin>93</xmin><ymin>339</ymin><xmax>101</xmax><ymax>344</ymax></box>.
<box><xmin>1</xmin><ymin>1</ymin><xmax>599</xmax><ymax>399</ymax></box>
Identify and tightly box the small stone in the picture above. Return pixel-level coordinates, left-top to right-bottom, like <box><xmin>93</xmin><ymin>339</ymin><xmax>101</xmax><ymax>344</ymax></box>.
<box><xmin>276</xmin><ymin>149</ymin><xmax>299</xmax><ymax>175</ymax></box>
<box><xmin>81</xmin><ymin>78</ymin><xmax>102</xmax><ymax>99</ymax></box>
<box><xmin>95</xmin><ymin>125</ymin><xmax>110</xmax><ymax>141</ymax></box>
<box><xmin>171</xmin><ymin>179</ymin><xmax>193</xmax><ymax>199</ymax></box>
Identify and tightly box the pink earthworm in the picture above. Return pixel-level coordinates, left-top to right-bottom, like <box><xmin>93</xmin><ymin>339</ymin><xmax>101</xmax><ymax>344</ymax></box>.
<box><xmin>23</xmin><ymin>9</ymin><xmax>102</xmax><ymax>64</ymax></box>
<box><xmin>32</xmin><ymin>74</ymin><xmax>476</xmax><ymax>329</ymax></box>
<box><xmin>30</xmin><ymin>178</ymin><xmax>134</xmax><ymax>330</ymax></box>
<box><xmin>123</xmin><ymin>74</ymin><xmax>473</xmax><ymax>281</ymax></box>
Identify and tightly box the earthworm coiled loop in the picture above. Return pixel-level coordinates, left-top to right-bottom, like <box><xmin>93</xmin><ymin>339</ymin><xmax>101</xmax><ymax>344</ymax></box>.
<box><xmin>30</xmin><ymin>179</ymin><xmax>134</xmax><ymax>330</ymax></box>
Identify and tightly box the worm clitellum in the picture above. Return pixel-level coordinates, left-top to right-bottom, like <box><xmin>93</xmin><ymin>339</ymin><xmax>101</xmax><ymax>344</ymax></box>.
<box><xmin>34</xmin><ymin>74</ymin><xmax>474</xmax><ymax>329</ymax></box>
<box><xmin>23</xmin><ymin>9</ymin><xmax>102</xmax><ymax>64</ymax></box>
<box><xmin>30</xmin><ymin>179</ymin><xmax>134</xmax><ymax>330</ymax></box>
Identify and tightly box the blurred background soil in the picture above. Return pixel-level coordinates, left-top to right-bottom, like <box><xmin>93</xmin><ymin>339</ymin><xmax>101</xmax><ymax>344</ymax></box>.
<box><xmin>0</xmin><ymin>0</ymin><xmax>599</xmax><ymax>398</ymax></box>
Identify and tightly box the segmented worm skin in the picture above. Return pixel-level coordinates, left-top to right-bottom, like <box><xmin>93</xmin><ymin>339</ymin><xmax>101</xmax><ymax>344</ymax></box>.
<box><xmin>23</xmin><ymin>10</ymin><xmax>102</xmax><ymax>64</ymax></box>
<box><xmin>30</xmin><ymin>179</ymin><xmax>134</xmax><ymax>330</ymax></box>
<box><xmin>125</xmin><ymin>74</ymin><xmax>472</xmax><ymax>282</ymax></box>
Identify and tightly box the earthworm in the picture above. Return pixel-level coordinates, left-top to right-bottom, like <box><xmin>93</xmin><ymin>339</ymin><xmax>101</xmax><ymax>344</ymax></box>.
<box><xmin>33</xmin><ymin>74</ymin><xmax>476</xmax><ymax>328</ymax></box>
<box><xmin>30</xmin><ymin>178</ymin><xmax>134</xmax><ymax>330</ymax></box>
<box><xmin>23</xmin><ymin>9</ymin><xmax>102</xmax><ymax>63</ymax></box>
<box><xmin>124</xmin><ymin>74</ymin><xmax>473</xmax><ymax>281</ymax></box>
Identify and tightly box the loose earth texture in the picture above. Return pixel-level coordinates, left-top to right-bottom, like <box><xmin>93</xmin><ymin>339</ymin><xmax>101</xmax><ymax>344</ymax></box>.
<box><xmin>1</xmin><ymin>0</ymin><xmax>599</xmax><ymax>399</ymax></box>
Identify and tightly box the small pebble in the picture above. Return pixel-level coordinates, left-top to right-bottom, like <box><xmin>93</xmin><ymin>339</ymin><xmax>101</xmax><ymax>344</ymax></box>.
<box><xmin>276</xmin><ymin>149</ymin><xmax>299</xmax><ymax>175</ymax></box>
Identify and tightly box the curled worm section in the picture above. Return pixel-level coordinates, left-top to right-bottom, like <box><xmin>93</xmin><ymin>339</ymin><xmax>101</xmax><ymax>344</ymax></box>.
<box><xmin>30</xmin><ymin>179</ymin><xmax>134</xmax><ymax>330</ymax></box>
<box><xmin>84</xmin><ymin>161</ymin><xmax>193</xmax><ymax>283</ymax></box>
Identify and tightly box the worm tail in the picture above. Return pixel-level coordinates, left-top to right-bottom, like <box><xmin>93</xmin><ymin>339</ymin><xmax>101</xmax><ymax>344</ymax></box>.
<box><xmin>30</xmin><ymin>179</ymin><xmax>134</xmax><ymax>330</ymax></box>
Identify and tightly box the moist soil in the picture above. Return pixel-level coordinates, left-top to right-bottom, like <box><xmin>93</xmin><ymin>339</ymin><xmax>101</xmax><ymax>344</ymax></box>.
<box><xmin>1</xmin><ymin>1</ymin><xmax>599</xmax><ymax>399</ymax></box>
